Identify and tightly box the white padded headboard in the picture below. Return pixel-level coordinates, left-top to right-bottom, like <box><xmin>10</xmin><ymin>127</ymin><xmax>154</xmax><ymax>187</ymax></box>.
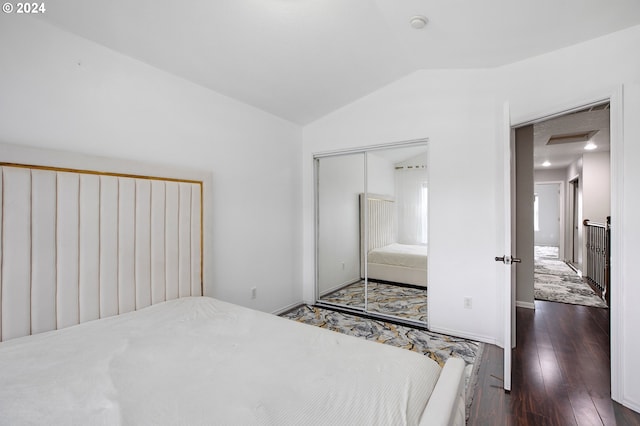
<box><xmin>360</xmin><ymin>194</ymin><xmax>396</xmax><ymax>277</ymax></box>
<box><xmin>361</xmin><ymin>193</ymin><xmax>397</xmax><ymax>252</ymax></box>
<box><xmin>0</xmin><ymin>163</ymin><xmax>203</xmax><ymax>342</ymax></box>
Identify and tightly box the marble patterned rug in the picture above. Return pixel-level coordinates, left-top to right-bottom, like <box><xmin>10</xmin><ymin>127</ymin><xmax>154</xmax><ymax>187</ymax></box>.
<box><xmin>534</xmin><ymin>246</ymin><xmax>607</xmax><ymax>308</ymax></box>
<box><xmin>281</xmin><ymin>305</ymin><xmax>483</xmax><ymax>413</ymax></box>
<box><xmin>535</xmin><ymin>245</ymin><xmax>559</xmax><ymax>259</ymax></box>
<box><xmin>320</xmin><ymin>280</ymin><xmax>428</xmax><ymax>322</ymax></box>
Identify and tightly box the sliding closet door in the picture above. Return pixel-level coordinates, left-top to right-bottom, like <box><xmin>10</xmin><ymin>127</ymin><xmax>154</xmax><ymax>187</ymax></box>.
<box><xmin>316</xmin><ymin>153</ymin><xmax>366</xmax><ymax>310</ymax></box>
<box><xmin>315</xmin><ymin>140</ymin><xmax>429</xmax><ymax>328</ymax></box>
<box><xmin>365</xmin><ymin>146</ymin><xmax>429</xmax><ymax>324</ymax></box>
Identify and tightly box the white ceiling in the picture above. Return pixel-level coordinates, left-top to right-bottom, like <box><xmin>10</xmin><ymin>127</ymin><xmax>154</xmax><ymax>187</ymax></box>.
<box><xmin>533</xmin><ymin>105</ymin><xmax>610</xmax><ymax>171</ymax></box>
<box><xmin>37</xmin><ymin>0</ymin><xmax>640</xmax><ymax>124</ymax></box>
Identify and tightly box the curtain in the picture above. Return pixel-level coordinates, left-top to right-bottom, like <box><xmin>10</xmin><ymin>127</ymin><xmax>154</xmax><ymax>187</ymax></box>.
<box><xmin>395</xmin><ymin>168</ymin><xmax>427</xmax><ymax>245</ymax></box>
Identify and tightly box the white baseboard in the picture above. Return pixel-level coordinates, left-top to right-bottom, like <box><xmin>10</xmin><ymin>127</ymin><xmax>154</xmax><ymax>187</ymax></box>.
<box><xmin>622</xmin><ymin>397</ymin><xmax>640</xmax><ymax>415</ymax></box>
<box><xmin>428</xmin><ymin>325</ymin><xmax>497</xmax><ymax>345</ymax></box>
<box><xmin>271</xmin><ymin>301</ymin><xmax>305</xmax><ymax>316</ymax></box>
<box><xmin>516</xmin><ymin>301</ymin><xmax>535</xmax><ymax>310</ymax></box>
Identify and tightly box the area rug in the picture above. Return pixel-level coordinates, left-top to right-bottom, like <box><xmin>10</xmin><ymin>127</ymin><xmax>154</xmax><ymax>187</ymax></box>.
<box><xmin>535</xmin><ymin>256</ymin><xmax>608</xmax><ymax>308</ymax></box>
<box><xmin>281</xmin><ymin>305</ymin><xmax>483</xmax><ymax>413</ymax></box>
<box><xmin>320</xmin><ymin>280</ymin><xmax>428</xmax><ymax>322</ymax></box>
<box><xmin>535</xmin><ymin>245</ymin><xmax>559</xmax><ymax>259</ymax></box>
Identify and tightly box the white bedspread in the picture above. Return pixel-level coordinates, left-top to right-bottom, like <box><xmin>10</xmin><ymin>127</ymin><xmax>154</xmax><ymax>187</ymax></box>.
<box><xmin>0</xmin><ymin>297</ymin><xmax>443</xmax><ymax>425</ymax></box>
<box><xmin>368</xmin><ymin>243</ymin><xmax>428</xmax><ymax>269</ymax></box>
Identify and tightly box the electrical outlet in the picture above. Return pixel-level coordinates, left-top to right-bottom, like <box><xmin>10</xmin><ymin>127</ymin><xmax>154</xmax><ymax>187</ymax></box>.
<box><xmin>464</xmin><ymin>297</ymin><xmax>472</xmax><ymax>309</ymax></box>
<box><xmin>251</xmin><ymin>287</ymin><xmax>257</xmax><ymax>299</ymax></box>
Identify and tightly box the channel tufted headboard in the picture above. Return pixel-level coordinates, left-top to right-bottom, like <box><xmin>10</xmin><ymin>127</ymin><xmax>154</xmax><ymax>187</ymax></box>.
<box><xmin>0</xmin><ymin>162</ymin><xmax>203</xmax><ymax>342</ymax></box>
<box><xmin>359</xmin><ymin>193</ymin><xmax>396</xmax><ymax>278</ymax></box>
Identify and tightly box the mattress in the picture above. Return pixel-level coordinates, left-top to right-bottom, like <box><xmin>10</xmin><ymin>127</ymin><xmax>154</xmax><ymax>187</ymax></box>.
<box><xmin>0</xmin><ymin>296</ymin><xmax>444</xmax><ymax>425</ymax></box>
<box><xmin>368</xmin><ymin>243</ymin><xmax>428</xmax><ymax>269</ymax></box>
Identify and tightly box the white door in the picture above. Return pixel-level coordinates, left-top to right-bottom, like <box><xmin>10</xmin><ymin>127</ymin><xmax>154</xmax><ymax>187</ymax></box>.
<box><xmin>497</xmin><ymin>102</ymin><xmax>517</xmax><ymax>392</ymax></box>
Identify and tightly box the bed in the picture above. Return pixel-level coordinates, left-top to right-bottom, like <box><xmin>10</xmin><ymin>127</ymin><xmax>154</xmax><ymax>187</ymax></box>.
<box><xmin>361</xmin><ymin>194</ymin><xmax>428</xmax><ymax>287</ymax></box>
<box><xmin>0</xmin><ymin>296</ymin><xmax>466</xmax><ymax>425</ymax></box>
<box><xmin>0</xmin><ymin>154</ymin><xmax>464</xmax><ymax>425</ymax></box>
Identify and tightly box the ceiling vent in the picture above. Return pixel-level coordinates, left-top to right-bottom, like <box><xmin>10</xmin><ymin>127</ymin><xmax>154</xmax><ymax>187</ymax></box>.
<box><xmin>546</xmin><ymin>130</ymin><xmax>599</xmax><ymax>145</ymax></box>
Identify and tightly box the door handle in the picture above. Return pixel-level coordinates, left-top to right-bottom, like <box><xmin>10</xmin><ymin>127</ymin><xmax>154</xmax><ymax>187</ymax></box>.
<box><xmin>495</xmin><ymin>255</ymin><xmax>522</xmax><ymax>264</ymax></box>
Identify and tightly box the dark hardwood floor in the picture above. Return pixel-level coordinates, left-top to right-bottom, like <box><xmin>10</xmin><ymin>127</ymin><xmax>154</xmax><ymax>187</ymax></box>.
<box><xmin>468</xmin><ymin>300</ymin><xmax>640</xmax><ymax>425</ymax></box>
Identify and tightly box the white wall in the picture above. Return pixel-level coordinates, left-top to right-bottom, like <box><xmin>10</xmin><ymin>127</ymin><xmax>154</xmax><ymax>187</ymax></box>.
<box><xmin>581</xmin><ymin>152</ymin><xmax>611</xmax><ymax>274</ymax></box>
<box><xmin>303</xmin><ymin>69</ymin><xmax>500</xmax><ymax>343</ymax></box>
<box><xmin>303</xmin><ymin>24</ymin><xmax>640</xmax><ymax>411</ymax></box>
<box><xmin>535</xmin><ymin>168</ymin><xmax>566</xmax><ymax>183</ymax></box>
<box><xmin>582</xmin><ymin>152</ymin><xmax>611</xmax><ymax>224</ymax></box>
<box><xmin>0</xmin><ymin>17</ymin><xmax>303</xmax><ymax>314</ymax></box>
<box><xmin>367</xmin><ymin>152</ymin><xmax>396</xmax><ymax>196</ymax></box>
<box><xmin>535</xmin><ymin>183</ymin><xmax>560</xmax><ymax>247</ymax></box>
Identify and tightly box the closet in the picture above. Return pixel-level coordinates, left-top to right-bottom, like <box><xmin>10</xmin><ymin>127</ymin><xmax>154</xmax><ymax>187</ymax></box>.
<box><xmin>315</xmin><ymin>140</ymin><xmax>429</xmax><ymax>327</ymax></box>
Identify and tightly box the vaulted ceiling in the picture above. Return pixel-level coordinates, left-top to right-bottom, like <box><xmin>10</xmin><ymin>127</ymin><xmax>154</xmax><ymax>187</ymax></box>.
<box><xmin>38</xmin><ymin>0</ymin><xmax>640</xmax><ymax>124</ymax></box>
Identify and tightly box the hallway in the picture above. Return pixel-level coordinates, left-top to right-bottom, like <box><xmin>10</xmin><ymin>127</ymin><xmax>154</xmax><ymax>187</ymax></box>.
<box><xmin>468</xmin><ymin>301</ymin><xmax>640</xmax><ymax>425</ymax></box>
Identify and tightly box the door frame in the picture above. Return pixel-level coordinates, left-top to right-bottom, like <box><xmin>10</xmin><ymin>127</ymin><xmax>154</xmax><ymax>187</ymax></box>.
<box><xmin>505</xmin><ymin>86</ymin><xmax>623</xmax><ymax>401</ymax></box>
<box><xmin>567</xmin><ymin>176</ymin><xmax>580</xmax><ymax>267</ymax></box>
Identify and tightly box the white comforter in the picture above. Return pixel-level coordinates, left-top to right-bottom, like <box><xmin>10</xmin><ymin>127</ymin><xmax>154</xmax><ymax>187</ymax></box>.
<box><xmin>0</xmin><ymin>297</ymin><xmax>444</xmax><ymax>425</ymax></box>
<box><xmin>368</xmin><ymin>243</ymin><xmax>428</xmax><ymax>269</ymax></box>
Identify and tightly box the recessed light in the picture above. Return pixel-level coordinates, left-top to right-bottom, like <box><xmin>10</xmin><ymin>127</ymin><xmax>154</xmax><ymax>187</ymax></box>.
<box><xmin>542</xmin><ymin>161</ymin><xmax>551</xmax><ymax>167</ymax></box>
<box><xmin>584</xmin><ymin>142</ymin><xmax>597</xmax><ymax>150</ymax></box>
<box><xmin>409</xmin><ymin>15</ymin><xmax>428</xmax><ymax>29</ymax></box>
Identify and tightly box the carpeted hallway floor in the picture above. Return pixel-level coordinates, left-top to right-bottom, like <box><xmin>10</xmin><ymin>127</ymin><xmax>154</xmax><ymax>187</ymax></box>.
<box><xmin>534</xmin><ymin>246</ymin><xmax>607</xmax><ymax>308</ymax></box>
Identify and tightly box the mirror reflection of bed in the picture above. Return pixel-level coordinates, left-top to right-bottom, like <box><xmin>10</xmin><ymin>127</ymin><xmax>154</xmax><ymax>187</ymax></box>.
<box><xmin>316</xmin><ymin>143</ymin><xmax>428</xmax><ymax>326</ymax></box>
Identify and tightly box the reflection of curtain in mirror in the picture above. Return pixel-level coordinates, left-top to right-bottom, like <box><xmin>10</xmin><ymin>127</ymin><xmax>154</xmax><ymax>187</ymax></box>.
<box><xmin>396</xmin><ymin>168</ymin><xmax>428</xmax><ymax>245</ymax></box>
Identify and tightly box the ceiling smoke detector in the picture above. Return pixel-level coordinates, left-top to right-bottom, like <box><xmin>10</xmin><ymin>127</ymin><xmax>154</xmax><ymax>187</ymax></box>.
<box><xmin>410</xmin><ymin>15</ymin><xmax>428</xmax><ymax>29</ymax></box>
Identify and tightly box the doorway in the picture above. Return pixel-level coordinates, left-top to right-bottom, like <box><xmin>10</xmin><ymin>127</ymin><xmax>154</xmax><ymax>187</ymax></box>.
<box><xmin>510</xmin><ymin>100</ymin><xmax>613</xmax><ymax>398</ymax></box>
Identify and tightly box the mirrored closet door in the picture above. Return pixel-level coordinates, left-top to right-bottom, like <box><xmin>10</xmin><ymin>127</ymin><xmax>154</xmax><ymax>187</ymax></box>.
<box><xmin>315</xmin><ymin>141</ymin><xmax>429</xmax><ymax>327</ymax></box>
<box><xmin>316</xmin><ymin>153</ymin><xmax>366</xmax><ymax>311</ymax></box>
